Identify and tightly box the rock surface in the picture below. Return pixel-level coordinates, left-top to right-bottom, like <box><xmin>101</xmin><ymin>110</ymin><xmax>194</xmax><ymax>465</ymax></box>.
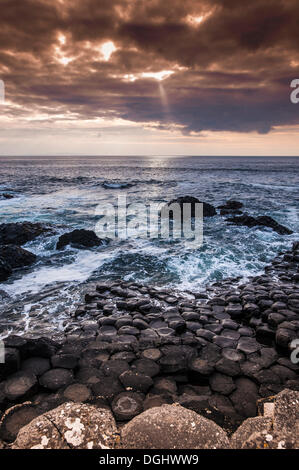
<box><xmin>227</xmin><ymin>214</ymin><xmax>293</xmax><ymax>235</ymax></box>
<box><xmin>0</xmin><ymin>245</ymin><xmax>36</xmax><ymax>269</ymax></box>
<box><xmin>57</xmin><ymin>229</ymin><xmax>108</xmax><ymax>249</ymax></box>
<box><xmin>13</xmin><ymin>402</ymin><xmax>119</xmax><ymax>449</ymax></box>
<box><xmin>120</xmin><ymin>404</ymin><xmax>230</xmax><ymax>449</ymax></box>
<box><xmin>167</xmin><ymin>196</ymin><xmax>217</xmax><ymax>217</ymax></box>
<box><xmin>0</xmin><ymin>222</ymin><xmax>53</xmax><ymax>246</ymax></box>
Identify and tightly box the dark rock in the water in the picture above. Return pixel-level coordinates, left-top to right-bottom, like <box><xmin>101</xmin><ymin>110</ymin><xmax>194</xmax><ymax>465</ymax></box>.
<box><xmin>219</xmin><ymin>200</ymin><xmax>243</xmax><ymax>211</ymax></box>
<box><xmin>57</xmin><ymin>229</ymin><xmax>108</xmax><ymax>249</ymax></box>
<box><xmin>0</xmin><ymin>258</ymin><xmax>12</xmax><ymax>281</ymax></box>
<box><xmin>256</xmin><ymin>216</ymin><xmax>293</xmax><ymax>235</ymax></box>
<box><xmin>0</xmin><ymin>245</ymin><xmax>36</xmax><ymax>269</ymax></box>
<box><xmin>167</xmin><ymin>196</ymin><xmax>217</xmax><ymax>217</ymax></box>
<box><xmin>0</xmin><ymin>222</ymin><xmax>53</xmax><ymax>246</ymax></box>
<box><xmin>0</xmin><ymin>193</ymin><xmax>14</xmax><ymax>200</ymax></box>
<box><xmin>39</xmin><ymin>368</ymin><xmax>73</xmax><ymax>391</ymax></box>
<box><xmin>227</xmin><ymin>214</ymin><xmax>293</xmax><ymax>235</ymax></box>
<box><xmin>3</xmin><ymin>371</ymin><xmax>38</xmax><ymax>401</ymax></box>
<box><xmin>219</xmin><ymin>200</ymin><xmax>243</xmax><ymax>215</ymax></box>
<box><xmin>111</xmin><ymin>391</ymin><xmax>144</xmax><ymax>421</ymax></box>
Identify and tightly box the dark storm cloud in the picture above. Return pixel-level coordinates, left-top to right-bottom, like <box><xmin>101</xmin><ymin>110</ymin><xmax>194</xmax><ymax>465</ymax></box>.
<box><xmin>1</xmin><ymin>0</ymin><xmax>299</xmax><ymax>134</ymax></box>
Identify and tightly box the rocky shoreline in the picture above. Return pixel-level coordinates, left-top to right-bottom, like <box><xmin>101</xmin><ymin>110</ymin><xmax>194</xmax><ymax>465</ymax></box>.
<box><xmin>0</xmin><ymin>240</ymin><xmax>298</xmax><ymax>448</ymax></box>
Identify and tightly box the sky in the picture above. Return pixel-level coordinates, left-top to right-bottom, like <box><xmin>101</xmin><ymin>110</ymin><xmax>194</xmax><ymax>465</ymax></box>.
<box><xmin>0</xmin><ymin>0</ymin><xmax>299</xmax><ymax>156</ymax></box>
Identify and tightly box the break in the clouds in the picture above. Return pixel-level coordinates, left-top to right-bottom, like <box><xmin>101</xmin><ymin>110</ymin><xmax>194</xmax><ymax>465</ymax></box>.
<box><xmin>0</xmin><ymin>0</ymin><xmax>299</xmax><ymax>155</ymax></box>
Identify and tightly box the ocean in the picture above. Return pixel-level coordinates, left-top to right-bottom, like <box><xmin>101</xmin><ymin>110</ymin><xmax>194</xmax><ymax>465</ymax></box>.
<box><xmin>0</xmin><ymin>155</ymin><xmax>298</xmax><ymax>337</ymax></box>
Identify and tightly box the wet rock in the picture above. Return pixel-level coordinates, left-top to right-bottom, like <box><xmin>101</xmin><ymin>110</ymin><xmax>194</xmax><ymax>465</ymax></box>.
<box><xmin>13</xmin><ymin>402</ymin><xmax>118</xmax><ymax>449</ymax></box>
<box><xmin>0</xmin><ymin>402</ymin><xmax>40</xmax><ymax>443</ymax></box>
<box><xmin>188</xmin><ymin>358</ymin><xmax>214</xmax><ymax>377</ymax></box>
<box><xmin>0</xmin><ymin>222</ymin><xmax>53</xmax><ymax>246</ymax></box>
<box><xmin>167</xmin><ymin>196</ymin><xmax>217</xmax><ymax>217</ymax></box>
<box><xmin>101</xmin><ymin>360</ymin><xmax>130</xmax><ymax>378</ymax></box>
<box><xmin>111</xmin><ymin>392</ymin><xmax>144</xmax><ymax>421</ymax></box>
<box><xmin>141</xmin><ymin>348</ymin><xmax>162</xmax><ymax>361</ymax></box>
<box><xmin>0</xmin><ymin>347</ymin><xmax>20</xmax><ymax>380</ymax></box>
<box><xmin>120</xmin><ymin>404</ymin><xmax>230</xmax><ymax>449</ymax></box>
<box><xmin>153</xmin><ymin>377</ymin><xmax>177</xmax><ymax>395</ymax></box>
<box><xmin>222</xmin><ymin>348</ymin><xmax>244</xmax><ymax>362</ymax></box>
<box><xmin>63</xmin><ymin>384</ymin><xmax>92</xmax><ymax>403</ymax></box>
<box><xmin>91</xmin><ymin>377</ymin><xmax>124</xmax><ymax>402</ymax></box>
<box><xmin>21</xmin><ymin>357</ymin><xmax>50</xmax><ymax>377</ymax></box>
<box><xmin>179</xmin><ymin>394</ymin><xmax>210</xmax><ymax>413</ymax></box>
<box><xmin>51</xmin><ymin>354</ymin><xmax>78</xmax><ymax>369</ymax></box>
<box><xmin>110</xmin><ymin>351</ymin><xmax>136</xmax><ymax>363</ymax></box>
<box><xmin>119</xmin><ymin>370</ymin><xmax>153</xmax><ymax>393</ymax></box>
<box><xmin>218</xmin><ymin>200</ymin><xmax>243</xmax><ymax>212</ymax></box>
<box><xmin>57</xmin><ymin>229</ymin><xmax>108</xmax><ymax>249</ymax></box>
<box><xmin>132</xmin><ymin>358</ymin><xmax>160</xmax><ymax>377</ymax></box>
<box><xmin>0</xmin><ymin>258</ymin><xmax>12</xmax><ymax>281</ymax></box>
<box><xmin>225</xmin><ymin>304</ymin><xmax>243</xmax><ymax>318</ymax></box>
<box><xmin>39</xmin><ymin>368</ymin><xmax>73</xmax><ymax>391</ymax></box>
<box><xmin>276</xmin><ymin>328</ymin><xmax>296</xmax><ymax>349</ymax></box>
<box><xmin>230</xmin><ymin>378</ymin><xmax>259</xmax><ymax>418</ymax></box>
<box><xmin>209</xmin><ymin>373</ymin><xmax>236</xmax><ymax>395</ymax></box>
<box><xmin>22</xmin><ymin>337</ymin><xmax>60</xmax><ymax>359</ymax></box>
<box><xmin>227</xmin><ymin>214</ymin><xmax>293</xmax><ymax>235</ymax></box>
<box><xmin>0</xmin><ymin>245</ymin><xmax>36</xmax><ymax>269</ymax></box>
<box><xmin>143</xmin><ymin>394</ymin><xmax>173</xmax><ymax>410</ymax></box>
<box><xmin>215</xmin><ymin>358</ymin><xmax>240</xmax><ymax>377</ymax></box>
<box><xmin>196</xmin><ymin>329</ymin><xmax>215</xmax><ymax>341</ymax></box>
<box><xmin>237</xmin><ymin>337</ymin><xmax>261</xmax><ymax>354</ymax></box>
<box><xmin>4</xmin><ymin>371</ymin><xmax>37</xmax><ymax>401</ymax></box>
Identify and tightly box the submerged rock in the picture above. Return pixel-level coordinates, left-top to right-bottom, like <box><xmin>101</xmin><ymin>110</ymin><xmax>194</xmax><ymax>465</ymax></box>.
<box><xmin>167</xmin><ymin>196</ymin><xmax>217</xmax><ymax>217</ymax></box>
<box><xmin>0</xmin><ymin>245</ymin><xmax>36</xmax><ymax>269</ymax></box>
<box><xmin>57</xmin><ymin>229</ymin><xmax>108</xmax><ymax>249</ymax></box>
<box><xmin>0</xmin><ymin>257</ymin><xmax>12</xmax><ymax>281</ymax></box>
<box><xmin>219</xmin><ymin>200</ymin><xmax>243</xmax><ymax>211</ymax></box>
<box><xmin>227</xmin><ymin>214</ymin><xmax>293</xmax><ymax>235</ymax></box>
<box><xmin>0</xmin><ymin>221</ymin><xmax>53</xmax><ymax>246</ymax></box>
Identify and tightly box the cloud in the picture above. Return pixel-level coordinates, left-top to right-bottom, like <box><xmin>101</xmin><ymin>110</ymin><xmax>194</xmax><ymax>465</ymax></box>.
<box><xmin>0</xmin><ymin>0</ymin><xmax>299</xmax><ymax>137</ymax></box>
